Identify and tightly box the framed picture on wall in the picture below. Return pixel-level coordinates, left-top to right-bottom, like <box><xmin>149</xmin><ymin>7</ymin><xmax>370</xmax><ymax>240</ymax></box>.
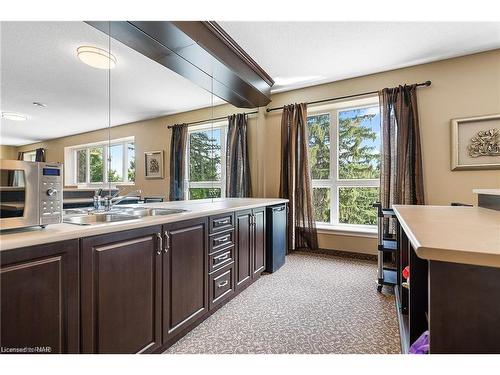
<box><xmin>144</xmin><ymin>150</ymin><xmax>164</xmax><ymax>179</ymax></box>
<box><xmin>451</xmin><ymin>114</ymin><xmax>500</xmax><ymax>171</ymax></box>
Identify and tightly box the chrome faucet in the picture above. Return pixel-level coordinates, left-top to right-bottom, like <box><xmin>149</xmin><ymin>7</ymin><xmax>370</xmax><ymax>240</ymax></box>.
<box><xmin>103</xmin><ymin>189</ymin><xmax>142</xmax><ymax>211</ymax></box>
<box><xmin>93</xmin><ymin>189</ymin><xmax>103</xmax><ymax>210</ymax></box>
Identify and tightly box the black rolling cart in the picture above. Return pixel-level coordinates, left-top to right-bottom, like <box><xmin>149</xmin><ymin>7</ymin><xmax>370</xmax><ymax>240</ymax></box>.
<box><xmin>373</xmin><ymin>202</ymin><xmax>398</xmax><ymax>292</ymax></box>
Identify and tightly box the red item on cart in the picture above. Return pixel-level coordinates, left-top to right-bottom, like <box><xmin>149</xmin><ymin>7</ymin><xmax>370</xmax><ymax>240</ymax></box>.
<box><xmin>402</xmin><ymin>266</ymin><xmax>410</xmax><ymax>280</ymax></box>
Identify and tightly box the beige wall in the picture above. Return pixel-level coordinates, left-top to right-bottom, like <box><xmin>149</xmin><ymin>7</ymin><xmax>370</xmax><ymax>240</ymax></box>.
<box><xmin>13</xmin><ymin>49</ymin><xmax>500</xmax><ymax>254</ymax></box>
<box><xmin>0</xmin><ymin>145</ymin><xmax>18</xmax><ymax>160</ymax></box>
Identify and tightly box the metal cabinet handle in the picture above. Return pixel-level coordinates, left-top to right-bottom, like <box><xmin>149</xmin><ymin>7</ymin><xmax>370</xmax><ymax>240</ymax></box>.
<box><xmin>215</xmin><ymin>218</ymin><xmax>230</xmax><ymax>226</ymax></box>
<box><xmin>217</xmin><ymin>280</ymin><xmax>229</xmax><ymax>288</ymax></box>
<box><xmin>214</xmin><ymin>253</ymin><xmax>230</xmax><ymax>263</ymax></box>
<box><xmin>164</xmin><ymin>231</ymin><xmax>170</xmax><ymax>254</ymax></box>
<box><xmin>214</xmin><ymin>234</ymin><xmax>231</xmax><ymax>244</ymax></box>
<box><xmin>156</xmin><ymin>233</ymin><xmax>162</xmax><ymax>255</ymax></box>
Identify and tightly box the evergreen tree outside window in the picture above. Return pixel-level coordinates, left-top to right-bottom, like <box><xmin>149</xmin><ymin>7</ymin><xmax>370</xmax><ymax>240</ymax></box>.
<box><xmin>308</xmin><ymin>99</ymin><xmax>380</xmax><ymax>229</ymax></box>
<box><xmin>186</xmin><ymin>122</ymin><xmax>226</xmax><ymax>200</ymax></box>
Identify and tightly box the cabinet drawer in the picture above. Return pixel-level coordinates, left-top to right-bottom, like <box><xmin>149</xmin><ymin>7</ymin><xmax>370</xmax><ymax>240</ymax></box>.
<box><xmin>209</xmin><ymin>213</ymin><xmax>234</xmax><ymax>234</ymax></box>
<box><xmin>209</xmin><ymin>246</ymin><xmax>234</xmax><ymax>273</ymax></box>
<box><xmin>209</xmin><ymin>263</ymin><xmax>234</xmax><ymax>310</ymax></box>
<box><xmin>210</xmin><ymin>230</ymin><xmax>234</xmax><ymax>253</ymax></box>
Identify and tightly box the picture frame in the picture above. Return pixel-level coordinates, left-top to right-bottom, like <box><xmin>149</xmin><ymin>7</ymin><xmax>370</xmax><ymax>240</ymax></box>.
<box><xmin>144</xmin><ymin>150</ymin><xmax>164</xmax><ymax>179</ymax></box>
<box><xmin>451</xmin><ymin>114</ymin><xmax>500</xmax><ymax>171</ymax></box>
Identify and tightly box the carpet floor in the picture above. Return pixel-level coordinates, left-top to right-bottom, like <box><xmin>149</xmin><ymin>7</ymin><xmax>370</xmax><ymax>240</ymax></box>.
<box><xmin>165</xmin><ymin>251</ymin><xmax>401</xmax><ymax>354</ymax></box>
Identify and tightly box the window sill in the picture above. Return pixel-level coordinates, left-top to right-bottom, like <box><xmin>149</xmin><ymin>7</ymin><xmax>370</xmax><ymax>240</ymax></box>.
<box><xmin>315</xmin><ymin>223</ymin><xmax>377</xmax><ymax>238</ymax></box>
<box><xmin>75</xmin><ymin>183</ymin><xmax>136</xmax><ymax>189</ymax></box>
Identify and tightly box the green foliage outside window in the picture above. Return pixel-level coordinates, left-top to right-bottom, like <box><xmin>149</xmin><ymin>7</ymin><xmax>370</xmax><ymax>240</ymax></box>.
<box><xmin>189</xmin><ymin>188</ymin><xmax>221</xmax><ymax>200</ymax></box>
<box><xmin>189</xmin><ymin>131</ymin><xmax>221</xmax><ymax>182</ymax></box>
<box><xmin>188</xmin><ymin>130</ymin><xmax>222</xmax><ymax>200</ymax></box>
<box><xmin>89</xmin><ymin>147</ymin><xmax>104</xmax><ymax>183</ymax></box>
<box><xmin>308</xmin><ymin>107</ymin><xmax>380</xmax><ymax>226</ymax></box>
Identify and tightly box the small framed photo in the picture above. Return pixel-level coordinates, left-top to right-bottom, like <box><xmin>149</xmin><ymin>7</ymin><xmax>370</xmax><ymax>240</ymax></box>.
<box><xmin>144</xmin><ymin>150</ymin><xmax>164</xmax><ymax>179</ymax></box>
<box><xmin>451</xmin><ymin>114</ymin><xmax>500</xmax><ymax>171</ymax></box>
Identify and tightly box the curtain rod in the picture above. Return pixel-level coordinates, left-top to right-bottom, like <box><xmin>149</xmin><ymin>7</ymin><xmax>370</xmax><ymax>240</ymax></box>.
<box><xmin>167</xmin><ymin>110</ymin><xmax>259</xmax><ymax>129</ymax></box>
<box><xmin>265</xmin><ymin>80</ymin><xmax>432</xmax><ymax>113</ymax></box>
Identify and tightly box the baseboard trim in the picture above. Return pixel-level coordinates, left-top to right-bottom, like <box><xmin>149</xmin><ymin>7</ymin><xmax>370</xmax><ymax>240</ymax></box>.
<box><xmin>293</xmin><ymin>248</ymin><xmax>377</xmax><ymax>262</ymax></box>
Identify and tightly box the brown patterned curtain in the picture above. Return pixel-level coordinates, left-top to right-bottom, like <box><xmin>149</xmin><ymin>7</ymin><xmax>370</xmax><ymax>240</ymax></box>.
<box><xmin>379</xmin><ymin>85</ymin><xmax>425</xmax><ymax>231</ymax></box>
<box><xmin>279</xmin><ymin>103</ymin><xmax>318</xmax><ymax>252</ymax></box>
<box><xmin>169</xmin><ymin>124</ymin><xmax>188</xmax><ymax>201</ymax></box>
<box><xmin>226</xmin><ymin>113</ymin><xmax>252</xmax><ymax>197</ymax></box>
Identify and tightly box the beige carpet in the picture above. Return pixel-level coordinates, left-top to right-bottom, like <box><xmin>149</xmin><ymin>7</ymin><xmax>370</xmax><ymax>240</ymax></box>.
<box><xmin>165</xmin><ymin>251</ymin><xmax>400</xmax><ymax>354</ymax></box>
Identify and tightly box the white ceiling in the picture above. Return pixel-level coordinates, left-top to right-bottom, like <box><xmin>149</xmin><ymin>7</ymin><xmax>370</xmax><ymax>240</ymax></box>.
<box><xmin>3</xmin><ymin>22</ymin><xmax>500</xmax><ymax>146</ymax></box>
<box><xmin>219</xmin><ymin>22</ymin><xmax>500</xmax><ymax>93</ymax></box>
<box><xmin>1</xmin><ymin>22</ymin><xmax>221</xmax><ymax>146</ymax></box>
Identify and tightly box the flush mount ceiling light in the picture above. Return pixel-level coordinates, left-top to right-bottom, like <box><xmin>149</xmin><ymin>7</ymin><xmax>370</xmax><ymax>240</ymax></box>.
<box><xmin>77</xmin><ymin>46</ymin><xmax>116</xmax><ymax>69</ymax></box>
<box><xmin>1</xmin><ymin>112</ymin><xmax>28</xmax><ymax>121</ymax></box>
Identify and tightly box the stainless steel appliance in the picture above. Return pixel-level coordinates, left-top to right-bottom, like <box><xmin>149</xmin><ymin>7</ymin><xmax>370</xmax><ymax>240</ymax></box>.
<box><xmin>0</xmin><ymin>160</ymin><xmax>63</xmax><ymax>230</ymax></box>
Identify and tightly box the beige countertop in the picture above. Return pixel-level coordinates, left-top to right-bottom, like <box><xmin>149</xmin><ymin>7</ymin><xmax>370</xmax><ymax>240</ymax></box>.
<box><xmin>393</xmin><ymin>205</ymin><xmax>500</xmax><ymax>268</ymax></box>
<box><xmin>0</xmin><ymin>198</ymin><xmax>288</xmax><ymax>251</ymax></box>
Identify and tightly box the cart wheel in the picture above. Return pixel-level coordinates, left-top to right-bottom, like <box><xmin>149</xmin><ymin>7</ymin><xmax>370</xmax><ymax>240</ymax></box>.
<box><xmin>377</xmin><ymin>284</ymin><xmax>383</xmax><ymax>293</ymax></box>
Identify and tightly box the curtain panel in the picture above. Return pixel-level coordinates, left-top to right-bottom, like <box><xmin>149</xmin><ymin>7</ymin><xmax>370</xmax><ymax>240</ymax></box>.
<box><xmin>226</xmin><ymin>113</ymin><xmax>252</xmax><ymax>198</ymax></box>
<box><xmin>379</xmin><ymin>85</ymin><xmax>425</xmax><ymax>231</ymax></box>
<box><xmin>35</xmin><ymin>148</ymin><xmax>46</xmax><ymax>162</ymax></box>
<box><xmin>169</xmin><ymin>124</ymin><xmax>188</xmax><ymax>201</ymax></box>
<box><xmin>279</xmin><ymin>103</ymin><xmax>318</xmax><ymax>252</ymax></box>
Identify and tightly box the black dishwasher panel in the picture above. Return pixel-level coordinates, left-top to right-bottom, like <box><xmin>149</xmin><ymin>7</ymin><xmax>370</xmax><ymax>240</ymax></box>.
<box><xmin>265</xmin><ymin>204</ymin><xmax>287</xmax><ymax>273</ymax></box>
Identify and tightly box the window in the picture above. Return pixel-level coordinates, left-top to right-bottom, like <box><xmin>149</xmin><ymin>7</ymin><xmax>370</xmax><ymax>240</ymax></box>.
<box><xmin>65</xmin><ymin>138</ymin><xmax>135</xmax><ymax>187</ymax></box>
<box><xmin>186</xmin><ymin>122</ymin><xmax>226</xmax><ymax>200</ymax></box>
<box><xmin>22</xmin><ymin>151</ymin><xmax>36</xmax><ymax>162</ymax></box>
<box><xmin>308</xmin><ymin>99</ymin><xmax>380</xmax><ymax>229</ymax></box>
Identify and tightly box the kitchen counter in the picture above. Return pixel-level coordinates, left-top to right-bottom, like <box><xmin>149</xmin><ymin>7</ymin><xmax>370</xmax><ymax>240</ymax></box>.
<box><xmin>0</xmin><ymin>198</ymin><xmax>288</xmax><ymax>251</ymax></box>
<box><xmin>393</xmin><ymin>205</ymin><xmax>500</xmax><ymax>268</ymax></box>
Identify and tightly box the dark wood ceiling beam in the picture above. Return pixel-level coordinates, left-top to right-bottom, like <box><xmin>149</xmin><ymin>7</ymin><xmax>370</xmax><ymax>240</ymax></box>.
<box><xmin>86</xmin><ymin>21</ymin><xmax>273</xmax><ymax>108</ymax></box>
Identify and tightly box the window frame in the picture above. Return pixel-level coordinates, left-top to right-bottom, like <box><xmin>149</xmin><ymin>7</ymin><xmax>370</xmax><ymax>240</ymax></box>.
<box><xmin>65</xmin><ymin>137</ymin><xmax>135</xmax><ymax>188</ymax></box>
<box><xmin>185</xmin><ymin>121</ymin><xmax>227</xmax><ymax>200</ymax></box>
<box><xmin>308</xmin><ymin>97</ymin><xmax>380</xmax><ymax>230</ymax></box>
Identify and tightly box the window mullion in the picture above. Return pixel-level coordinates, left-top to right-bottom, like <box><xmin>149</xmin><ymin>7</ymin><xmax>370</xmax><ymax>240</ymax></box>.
<box><xmin>86</xmin><ymin>148</ymin><xmax>90</xmax><ymax>184</ymax></box>
<box><xmin>331</xmin><ymin>110</ymin><xmax>339</xmax><ymax>226</ymax></box>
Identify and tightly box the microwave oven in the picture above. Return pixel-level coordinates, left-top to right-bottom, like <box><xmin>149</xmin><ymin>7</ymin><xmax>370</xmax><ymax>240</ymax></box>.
<box><xmin>0</xmin><ymin>160</ymin><xmax>63</xmax><ymax>230</ymax></box>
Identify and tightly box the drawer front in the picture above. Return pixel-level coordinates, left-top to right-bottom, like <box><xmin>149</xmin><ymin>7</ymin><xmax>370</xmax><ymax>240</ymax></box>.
<box><xmin>210</xmin><ymin>230</ymin><xmax>234</xmax><ymax>253</ymax></box>
<box><xmin>209</xmin><ymin>246</ymin><xmax>234</xmax><ymax>273</ymax></box>
<box><xmin>209</xmin><ymin>263</ymin><xmax>234</xmax><ymax>310</ymax></box>
<box><xmin>209</xmin><ymin>213</ymin><xmax>234</xmax><ymax>234</ymax></box>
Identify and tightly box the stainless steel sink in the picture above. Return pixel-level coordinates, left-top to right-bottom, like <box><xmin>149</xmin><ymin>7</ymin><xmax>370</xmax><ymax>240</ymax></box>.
<box><xmin>118</xmin><ymin>208</ymin><xmax>187</xmax><ymax>217</ymax></box>
<box><xmin>63</xmin><ymin>207</ymin><xmax>187</xmax><ymax>225</ymax></box>
<box><xmin>63</xmin><ymin>213</ymin><xmax>140</xmax><ymax>225</ymax></box>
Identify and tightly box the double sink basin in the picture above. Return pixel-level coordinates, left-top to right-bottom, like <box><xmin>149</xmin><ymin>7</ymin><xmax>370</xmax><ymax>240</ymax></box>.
<box><xmin>63</xmin><ymin>207</ymin><xmax>187</xmax><ymax>225</ymax></box>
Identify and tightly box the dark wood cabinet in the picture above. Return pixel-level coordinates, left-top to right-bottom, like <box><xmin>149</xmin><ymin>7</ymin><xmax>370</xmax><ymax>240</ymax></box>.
<box><xmin>235</xmin><ymin>210</ymin><xmax>253</xmax><ymax>291</ymax></box>
<box><xmin>162</xmin><ymin>217</ymin><xmax>208</xmax><ymax>344</ymax></box>
<box><xmin>1</xmin><ymin>205</ymin><xmax>278</xmax><ymax>354</ymax></box>
<box><xmin>0</xmin><ymin>240</ymin><xmax>79</xmax><ymax>354</ymax></box>
<box><xmin>235</xmin><ymin>208</ymin><xmax>266</xmax><ymax>292</ymax></box>
<box><xmin>252</xmin><ymin>207</ymin><xmax>266</xmax><ymax>277</ymax></box>
<box><xmin>81</xmin><ymin>226</ymin><xmax>163</xmax><ymax>354</ymax></box>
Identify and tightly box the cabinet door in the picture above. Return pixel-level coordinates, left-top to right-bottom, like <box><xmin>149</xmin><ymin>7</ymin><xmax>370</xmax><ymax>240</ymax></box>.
<box><xmin>0</xmin><ymin>240</ymin><xmax>79</xmax><ymax>354</ymax></box>
<box><xmin>235</xmin><ymin>210</ymin><xmax>253</xmax><ymax>291</ymax></box>
<box><xmin>81</xmin><ymin>226</ymin><xmax>162</xmax><ymax>354</ymax></box>
<box><xmin>252</xmin><ymin>207</ymin><xmax>266</xmax><ymax>277</ymax></box>
<box><xmin>163</xmin><ymin>217</ymin><xmax>208</xmax><ymax>343</ymax></box>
